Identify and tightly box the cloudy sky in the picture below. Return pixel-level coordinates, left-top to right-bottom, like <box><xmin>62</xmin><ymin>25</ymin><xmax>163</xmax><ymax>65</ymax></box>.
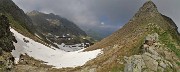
<box><xmin>12</xmin><ymin>0</ymin><xmax>180</xmax><ymax>37</ymax></box>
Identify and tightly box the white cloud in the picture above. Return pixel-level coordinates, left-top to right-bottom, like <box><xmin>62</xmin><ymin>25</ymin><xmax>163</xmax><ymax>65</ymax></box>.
<box><xmin>101</xmin><ymin>22</ymin><xmax>105</xmax><ymax>25</ymax></box>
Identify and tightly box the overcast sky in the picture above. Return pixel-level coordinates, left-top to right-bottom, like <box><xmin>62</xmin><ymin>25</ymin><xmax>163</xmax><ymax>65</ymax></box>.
<box><xmin>12</xmin><ymin>0</ymin><xmax>180</xmax><ymax>36</ymax></box>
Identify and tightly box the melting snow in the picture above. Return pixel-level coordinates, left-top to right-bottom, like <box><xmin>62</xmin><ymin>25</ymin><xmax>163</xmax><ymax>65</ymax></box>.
<box><xmin>55</xmin><ymin>43</ymin><xmax>84</xmax><ymax>52</ymax></box>
<box><xmin>10</xmin><ymin>28</ymin><xmax>102</xmax><ymax>68</ymax></box>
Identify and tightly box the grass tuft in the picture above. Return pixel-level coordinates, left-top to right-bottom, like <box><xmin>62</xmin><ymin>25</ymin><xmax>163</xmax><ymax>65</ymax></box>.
<box><xmin>159</xmin><ymin>31</ymin><xmax>180</xmax><ymax>58</ymax></box>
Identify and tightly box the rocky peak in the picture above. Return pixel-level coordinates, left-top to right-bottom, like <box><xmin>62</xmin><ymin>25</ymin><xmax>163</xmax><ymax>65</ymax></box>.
<box><xmin>139</xmin><ymin>1</ymin><xmax>158</xmax><ymax>13</ymax></box>
<box><xmin>132</xmin><ymin>1</ymin><xmax>159</xmax><ymax>19</ymax></box>
<box><xmin>83</xmin><ymin>1</ymin><xmax>180</xmax><ymax>71</ymax></box>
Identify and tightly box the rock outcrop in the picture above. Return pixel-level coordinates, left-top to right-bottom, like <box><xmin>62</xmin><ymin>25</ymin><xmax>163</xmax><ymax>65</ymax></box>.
<box><xmin>0</xmin><ymin>15</ymin><xmax>16</xmax><ymax>71</ymax></box>
<box><xmin>0</xmin><ymin>15</ymin><xmax>16</xmax><ymax>52</ymax></box>
<box><xmin>124</xmin><ymin>33</ymin><xmax>179</xmax><ymax>72</ymax></box>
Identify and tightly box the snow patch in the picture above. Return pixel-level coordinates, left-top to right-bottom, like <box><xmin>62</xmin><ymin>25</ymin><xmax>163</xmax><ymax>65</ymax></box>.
<box><xmin>10</xmin><ymin>28</ymin><xmax>102</xmax><ymax>68</ymax></box>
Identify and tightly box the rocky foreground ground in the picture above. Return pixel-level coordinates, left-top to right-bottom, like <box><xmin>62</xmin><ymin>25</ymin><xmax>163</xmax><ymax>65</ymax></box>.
<box><xmin>124</xmin><ymin>33</ymin><xmax>180</xmax><ymax>72</ymax></box>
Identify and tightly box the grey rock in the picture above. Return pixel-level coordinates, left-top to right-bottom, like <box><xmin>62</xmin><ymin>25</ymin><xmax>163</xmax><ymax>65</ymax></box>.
<box><xmin>145</xmin><ymin>33</ymin><xmax>159</xmax><ymax>42</ymax></box>
<box><xmin>89</xmin><ymin>68</ymin><xmax>96</xmax><ymax>72</ymax></box>
<box><xmin>159</xmin><ymin>61</ymin><xmax>166</xmax><ymax>68</ymax></box>
<box><xmin>164</xmin><ymin>51</ymin><xmax>173</xmax><ymax>60</ymax></box>
<box><xmin>124</xmin><ymin>55</ymin><xmax>146</xmax><ymax>72</ymax></box>
<box><xmin>151</xmin><ymin>54</ymin><xmax>161</xmax><ymax>60</ymax></box>
<box><xmin>157</xmin><ymin>66</ymin><xmax>164</xmax><ymax>72</ymax></box>
<box><xmin>164</xmin><ymin>60</ymin><xmax>173</xmax><ymax>68</ymax></box>
<box><xmin>147</xmin><ymin>46</ymin><xmax>159</xmax><ymax>55</ymax></box>
<box><xmin>142</xmin><ymin>53</ymin><xmax>158</xmax><ymax>71</ymax></box>
<box><xmin>145</xmin><ymin>33</ymin><xmax>159</xmax><ymax>46</ymax></box>
<box><xmin>123</xmin><ymin>32</ymin><xmax>178</xmax><ymax>72</ymax></box>
<box><xmin>144</xmin><ymin>52</ymin><xmax>161</xmax><ymax>60</ymax></box>
<box><xmin>124</xmin><ymin>56</ymin><xmax>133</xmax><ymax>72</ymax></box>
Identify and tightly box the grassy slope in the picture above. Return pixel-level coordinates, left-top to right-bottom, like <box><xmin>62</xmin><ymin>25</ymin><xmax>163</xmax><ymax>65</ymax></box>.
<box><xmin>6</xmin><ymin>13</ymin><xmax>53</xmax><ymax>47</ymax></box>
<box><xmin>80</xmin><ymin>1</ymin><xmax>180</xmax><ymax>72</ymax></box>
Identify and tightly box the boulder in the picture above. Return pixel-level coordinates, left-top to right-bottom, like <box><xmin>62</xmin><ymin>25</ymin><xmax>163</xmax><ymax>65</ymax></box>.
<box><xmin>147</xmin><ymin>46</ymin><xmax>159</xmax><ymax>56</ymax></box>
<box><xmin>147</xmin><ymin>33</ymin><xmax>159</xmax><ymax>41</ymax></box>
<box><xmin>124</xmin><ymin>55</ymin><xmax>146</xmax><ymax>72</ymax></box>
<box><xmin>89</xmin><ymin>68</ymin><xmax>96</xmax><ymax>72</ymax></box>
<box><xmin>145</xmin><ymin>33</ymin><xmax>159</xmax><ymax>46</ymax></box>
<box><xmin>142</xmin><ymin>53</ymin><xmax>158</xmax><ymax>71</ymax></box>
<box><xmin>159</xmin><ymin>61</ymin><xmax>166</xmax><ymax>68</ymax></box>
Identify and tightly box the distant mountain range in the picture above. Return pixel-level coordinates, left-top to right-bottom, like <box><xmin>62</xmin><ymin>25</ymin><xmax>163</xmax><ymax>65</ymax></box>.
<box><xmin>27</xmin><ymin>10</ymin><xmax>87</xmax><ymax>36</ymax></box>
<box><xmin>0</xmin><ymin>0</ymin><xmax>95</xmax><ymax>71</ymax></box>
<box><xmin>27</xmin><ymin>10</ymin><xmax>94</xmax><ymax>45</ymax></box>
<box><xmin>0</xmin><ymin>0</ymin><xmax>180</xmax><ymax>72</ymax></box>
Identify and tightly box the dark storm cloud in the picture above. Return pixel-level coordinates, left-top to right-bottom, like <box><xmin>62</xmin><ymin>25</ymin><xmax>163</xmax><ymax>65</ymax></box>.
<box><xmin>12</xmin><ymin>0</ymin><xmax>180</xmax><ymax>33</ymax></box>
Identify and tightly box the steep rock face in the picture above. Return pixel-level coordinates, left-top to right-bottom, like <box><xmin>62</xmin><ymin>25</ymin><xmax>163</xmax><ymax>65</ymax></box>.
<box><xmin>81</xmin><ymin>1</ymin><xmax>180</xmax><ymax>72</ymax></box>
<box><xmin>0</xmin><ymin>15</ymin><xmax>16</xmax><ymax>71</ymax></box>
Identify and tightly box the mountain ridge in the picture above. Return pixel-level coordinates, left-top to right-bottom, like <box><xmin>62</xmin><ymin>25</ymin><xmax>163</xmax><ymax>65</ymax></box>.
<box><xmin>27</xmin><ymin>10</ymin><xmax>95</xmax><ymax>45</ymax></box>
<box><xmin>0</xmin><ymin>0</ymin><xmax>180</xmax><ymax>72</ymax></box>
<box><xmin>78</xmin><ymin>1</ymin><xmax>180</xmax><ymax>72</ymax></box>
<box><xmin>86</xmin><ymin>1</ymin><xmax>179</xmax><ymax>51</ymax></box>
<box><xmin>0</xmin><ymin>0</ymin><xmax>34</xmax><ymax>32</ymax></box>
<box><xmin>27</xmin><ymin>10</ymin><xmax>87</xmax><ymax>36</ymax></box>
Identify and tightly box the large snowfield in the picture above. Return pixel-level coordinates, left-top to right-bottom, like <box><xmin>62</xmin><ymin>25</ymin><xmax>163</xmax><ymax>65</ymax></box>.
<box><xmin>10</xmin><ymin>28</ymin><xmax>102</xmax><ymax>68</ymax></box>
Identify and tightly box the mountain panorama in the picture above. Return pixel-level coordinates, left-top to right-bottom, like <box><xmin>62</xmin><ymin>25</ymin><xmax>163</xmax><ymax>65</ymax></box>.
<box><xmin>0</xmin><ymin>0</ymin><xmax>180</xmax><ymax>72</ymax></box>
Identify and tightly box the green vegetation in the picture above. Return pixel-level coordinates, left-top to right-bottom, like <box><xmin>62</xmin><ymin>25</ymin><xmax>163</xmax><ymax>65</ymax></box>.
<box><xmin>167</xmin><ymin>44</ymin><xmax>180</xmax><ymax>57</ymax></box>
<box><xmin>176</xmin><ymin>62</ymin><xmax>180</xmax><ymax>66</ymax></box>
<box><xmin>110</xmin><ymin>65</ymin><xmax>124</xmax><ymax>72</ymax></box>
<box><xmin>159</xmin><ymin>31</ymin><xmax>180</xmax><ymax>58</ymax></box>
<box><xmin>6</xmin><ymin>14</ymin><xmax>30</xmax><ymax>35</ymax></box>
<box><xmin>0</xmin><ymin>55</ymin><xmax>6</xmax><ymax>72</ymax></box>
<box><xmin>0</xmin><ymin>52</ymin><xmax>14</xmax><ymax>72</ymax></box>
<box><xmin>0</xmin><ymin>0</ymin><xmax>34</xmax><ymax>34</ymax></box>
<box><xmin>4</xmin><ymin>13</ymin><xmax>56</xmax><ymax>47</ymax></box>
<box><xmin>0</xmin><ymin>64</ymin><xmax>5</xmax><ymax>72</ymax></box>
<box><xmin>132</xmin><ymin>37</ymin><xmax>146</xmax><ymax>55</ymax></box>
